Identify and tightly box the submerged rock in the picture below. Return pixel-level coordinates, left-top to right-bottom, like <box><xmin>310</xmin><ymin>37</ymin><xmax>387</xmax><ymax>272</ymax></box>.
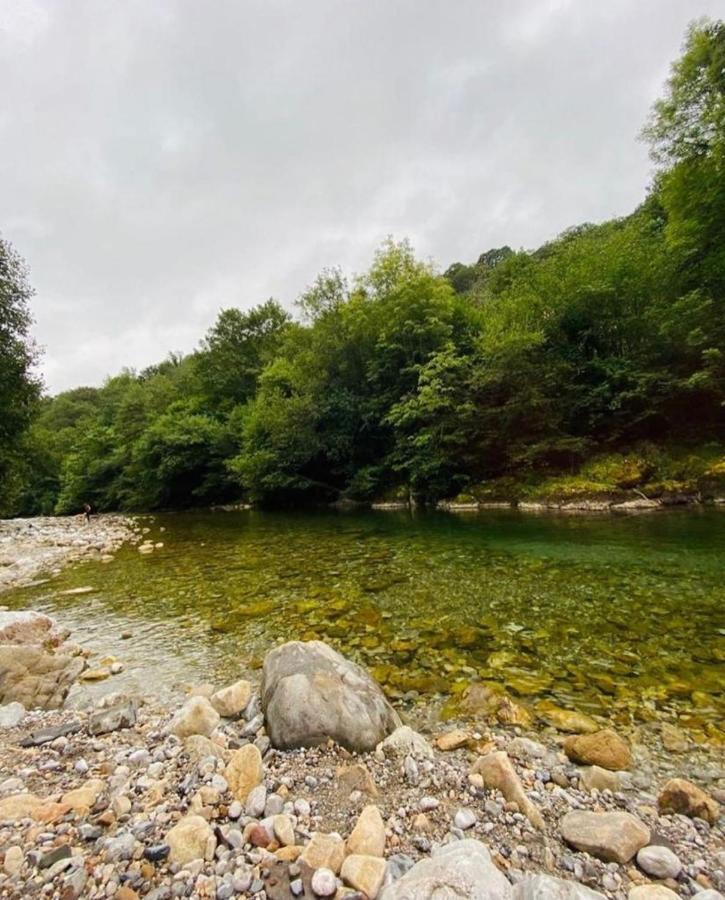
<box><xmin>379</xmin><ymin>839</ymin><xmax>511</xmax><ymax>900</ymax></box>
<box><xmin>261</xmin><ymin>640</ymin><xmax>400</xmax><ymax>752</ymax></box>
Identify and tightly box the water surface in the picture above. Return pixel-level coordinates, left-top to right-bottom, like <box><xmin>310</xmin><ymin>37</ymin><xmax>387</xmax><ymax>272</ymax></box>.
<box><xmin>6</xmin><ymin>508</ymin><xmax>724</xmax><ymax>740</ymax></box>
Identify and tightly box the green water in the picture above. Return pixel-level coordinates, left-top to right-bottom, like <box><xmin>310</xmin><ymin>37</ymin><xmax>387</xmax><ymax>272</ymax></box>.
<box><xmin>5</xmin><ymin>508</ymin><xmax>725</xmax><ymax>740</ymax></box>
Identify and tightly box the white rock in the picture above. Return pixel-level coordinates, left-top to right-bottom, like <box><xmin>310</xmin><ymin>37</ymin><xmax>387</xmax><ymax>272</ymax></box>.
<box><xmin>636</xmin><ymin>845</ymin><xmax>682</xmax><ymax>879</ymax></box>
<box><xmin>0</xmin><ymin>702</ymin><xmax>25</xmax><ymax>729</ymax></box>
<box><xmin>310</xmin><ymin>867</ymin><xmax>337</xmax><ymax>897</ymax></box>
<box><xmin>513</xmin><ymin>874</ymin><xmax>607</xmax><ymax>900</ymax></box>
<box><xmin>454</xmin><ymin>808</ymin><xmax>477</xmax><ymax>830</ymax></box>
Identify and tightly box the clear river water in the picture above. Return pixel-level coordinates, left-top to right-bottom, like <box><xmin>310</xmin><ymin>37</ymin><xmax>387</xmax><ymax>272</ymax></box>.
<box><xmin>5</xmin><ymin>507</ymin><xmax>724</xmax><ymax>741</ymax></box>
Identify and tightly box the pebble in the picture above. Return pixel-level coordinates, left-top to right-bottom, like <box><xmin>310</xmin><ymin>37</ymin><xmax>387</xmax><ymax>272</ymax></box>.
<box><xmin>310</xmin><ymin>867</ymin><xmax>337</xmax><ymax>896</ymax></box>
<box><xmin>453</xmin><ymin>807</ymin><xmax>477</xmax><ymax>830</ymax></box>
<box><xmin>419</xmin><ymin>796</ymin><xmax>439</xmax><ymax>811</ymax></box>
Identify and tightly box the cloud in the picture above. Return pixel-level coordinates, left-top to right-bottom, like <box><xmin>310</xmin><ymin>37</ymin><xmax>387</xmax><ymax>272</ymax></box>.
<box><xmin>0</xmin><ymin>0</ymin><xmax>719</xmax><ymax>392</ymax></box>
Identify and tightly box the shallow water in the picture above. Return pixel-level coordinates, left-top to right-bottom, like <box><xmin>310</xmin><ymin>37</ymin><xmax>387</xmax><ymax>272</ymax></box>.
<box><xmin>5</xmin><ymin>508</ymin><xmax>724</xmax><ymax>738</ymax></box>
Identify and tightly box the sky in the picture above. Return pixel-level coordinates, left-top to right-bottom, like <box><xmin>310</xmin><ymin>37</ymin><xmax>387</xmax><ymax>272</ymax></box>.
<box><xmin>1</xmin><ymin>0</ymin><xmax>720</xmax><ymax>394</ymax></box>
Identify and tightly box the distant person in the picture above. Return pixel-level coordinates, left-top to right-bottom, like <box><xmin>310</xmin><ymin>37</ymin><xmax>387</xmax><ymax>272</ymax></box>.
<box><xmin>83</xmin><ymin>503</ymin><xmax>92</xmax><ymax>524</ymax></box>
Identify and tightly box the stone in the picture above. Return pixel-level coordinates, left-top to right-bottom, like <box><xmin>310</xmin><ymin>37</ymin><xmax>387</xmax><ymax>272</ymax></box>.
<box><xmin>166</xmin><ymin>815</ymin><xmax>216</xmax><ymax>865</ymax></box>
<box><xmin>512</xmin><ymin>874</ymin><xmax>606</xmax><ymax>900</ymax></box>
<box><xmin>0</xmin><ymin>792</ymin><xmax>43</xmax><ymax>820</ymax></box>
<box><xmin>563</xmin><ymin>730</ymin><xmax>632</xmax><ymax>771</ymax></box>
<box><xmin>184</xmin><ymin>734</ymin><xmax>227</xmax><ymax>763</ymax></box>
<box><xmin>0</xmin><ymin>610</ymin><xmax>66</xmax><ymax>646</ymax></box>
<box><xmin>337</xmin><ymin>763</ymin><xmax>378</xmax><ymax>797</ymax></box>
<box><xmin>38</xmin><ymin>844</ymin><xmax>72</xmax><ymax>869</ymax></box>
<box><xmin>379</xmin><ymin>839</ymin><xmax>511</xmax><ymax>900</ymax></box>
<box><xmin>170</xmin><ymin>696</ymin><xmax>220</xmax><ymax>738</ymax></box>
<box><xmin>88</xmin><ymin>698</ymin><xmax>138</xmax><ymax>735</ymax></box>
<box><xmin>310</xmin><ymin>867</ymin><xmax>337</xmax><ymax>897</ymax></box>
<box><xmin>636</xmin><ymin>846</ymin><xmax>681</xmax><ymax>879</ymax></box>
<box><xmin>435</xmin><ymin>729</ymin><xmax>470</xmax><ymax>751</ymax></box>
<box><xmin>80</xmin><ymin>667</ymin><xmax>111</xmax><ymax>681</ymax></box>
<box><xmin>62</xmin><ymin>778</ymin><xmax>105</xmax><ymax>813</ymax></box>
<box><xmin>273</xmin><ymin>814</ymin><xmax>296</xmax><ymax>846</ymax></box>
<box><xmin>560</xmin><ymin>811</ymin><xmax>650</xmax><ymax>864</ymax></box>
<box><xmin>578</xmin><ymin>766</ymin><xmax>621</xmax><ymax>793</ymax></box>
<box><xmin>538</xmin><ymin>705</ymin><xmax>599</xmax><ymax>734</ymax></box>
<box><xmin>245</xmin><ymin>783</ymin><xmax>267</xmax><ymax>817</ymax></box>
<box><xmin>19</xmin><ymin>720</ymin><xmax>82</xmax><ymax>746</ymax></box>
<box><xmin>628</xmin><ymin>888</ymin><xmax>680</xmax><ymax>900</ymax></box>
<box><xmin>261</xmin><ymin>640</ymin><xmax>400</xmax><ymax>752</ymax></box>
<box><xmin>347</xmin><ymin>805</ymin><xmax>385</xmax><ymax>857</ymax></box>
<box><xmin>342</xmin><ymin>854</ymin><xmax>387</xmax><ymax>898</ymax></box>
<box><xmin>660</xmin><ymin>723</ymin><xmax>687</xmax><ymax>752</ymax></box>
<box><xmin>378</xmin><ymin>725</ymin><xmax>433</xmax><ymax>759</ymax></box>
<box><xmin>3</xmin><ymin>844</ymin><xmax>23</xmax><ymax>876</ymax></box>
<box><xmin>0</xmin><ymin>644</ymin><xmax>84</xmax><ymax>709</ymax></box>
<box><xmin>210</xmin><ymin>679</ymin><xmax>252</xmax><ymax>718</ymax></box>
<box><xmin>300</xmin><ymin>831</ymin><xmax>346</xmax><ymax>874</ymax></box>
<box><xmin>657</xmin><ymin>778</ymin><xmax>720</xmax><ymax>824</ymax></box>
<box><xmin>224</xmin><ymin>744</ymin><xmax>263</xmax><ymax>802</ymax></box>
<box><xmin>508</xmin><ymin>737</ymin><xmax>547</xmax><ymax>760</ymax></box>
<box><xmin>0</xmin><ymin>701</ymin><xmax>25</xmax><ymax>728</ymax></box>
<box><xmin>454</xmin><ymin>807</ymin><xmax>477</xmax><ymax>830</ymax></box>
<box><xmin>471</xmin><ymin>752</ymin><xmax>544</xmax><ymax>829</ymax></box>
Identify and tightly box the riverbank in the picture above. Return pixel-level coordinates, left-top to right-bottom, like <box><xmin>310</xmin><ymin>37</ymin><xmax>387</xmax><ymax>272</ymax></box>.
<box><xmin>0</xmin><ymin>515</ymin><xmax>136</xmax><ymax>594</ymax></box>
<box><xmin>0</xmin><ymin>628</ymin><xmax>722</xmax><ymax>900</ymax></box>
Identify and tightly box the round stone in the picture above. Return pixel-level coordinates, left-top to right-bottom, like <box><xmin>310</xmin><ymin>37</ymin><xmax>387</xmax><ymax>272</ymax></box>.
<box><xmin>636</xmin><ymin>845</ymin><xmax>682</xmax><ymax>880</ymax></box>
<box><xmin>310</xmin><ymin>867</ymin><xmax>337</xmax><ymax>897</ymax></box>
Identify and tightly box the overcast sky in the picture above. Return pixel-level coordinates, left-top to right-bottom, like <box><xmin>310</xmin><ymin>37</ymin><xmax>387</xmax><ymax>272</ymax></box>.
<box><xmin>1</xmin><ymin>0</ymin><xmax>720</xmax><ymax>393</ymax></box>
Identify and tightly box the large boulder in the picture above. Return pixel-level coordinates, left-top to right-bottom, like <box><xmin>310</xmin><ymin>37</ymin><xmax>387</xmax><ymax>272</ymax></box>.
<box><xmin>513</xmin><ymin>874</ymin><xmax>606</xmax><ymax>900</ymax></box>
<box><xmin>657</xmin><ymin>778</ymin><xmax>720</xmax><ymax>824</ymax></box>
<box><xmin>379</xmin><ymin>839</ymin><xmax>511</xmax><ymax>900</ymax></box>
<box><xmin>560</xmin><ymin>811</ymin><xmax>650</xmax><ymax>863</ymax></box>
<box><xmin>261</xmin><ymin>641</ymin><xmax>401</xmax><ymax>752</ymax></box>
<box><xmin>0</xmin><ymin>645</ymin><xmax>84</xmax><ymax>710</ymax></box>
<box><xmin>0</xmin><ymin>611</ymin><xmax>68</xmax><ymax>647</ymax></box>
<box><xmin>563</xmin><ymin>729</ymin><xmax>632</xmax><ymax>771</ymax></box>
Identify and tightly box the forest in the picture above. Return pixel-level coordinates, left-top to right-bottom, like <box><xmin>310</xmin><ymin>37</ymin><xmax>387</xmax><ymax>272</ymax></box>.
<box><xmin>0</xmin><ymin>20</ymin><xmax>723</xmax><ymax>516</ymax></box>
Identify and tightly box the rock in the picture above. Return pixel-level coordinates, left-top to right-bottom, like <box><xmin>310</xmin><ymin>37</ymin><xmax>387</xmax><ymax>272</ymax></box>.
<box><xmin>261</xmin><ymin>640</ymin><xmax>400</xmax><ymax>752</ymax></box>
<box><xmin>454</xmin><ymin>808</ymin><xmax>477</xmax><ymax>830</ymax></box>
<box><xmin>337</xmin><ymin>763</ymin><xmax>378</xmax><ymax>797</ymax></box>
<box><xmin>224</xmin><ymin>744</ymin><xmax>263</xmax><ymax>802</ymax></box>
<box><xmin>563</xmin><ymin>729</ymin><xmax>632</xmax><ymax>771</ymax></box>
<box><xmin>512</xmin><ymin>874</ymin><xmax>606</xmax><ymax>900</ymax></box>
<box><xmin>538</xmin><ymin>705</ymin><xmax>599</xmax><ymax>734</ymax></box>
<box><xmin>628</xmin><ymin>888</ymin><xmax>680</xmax><ymax>900</ymax></box>
<box><xmin>210</xmin><ymin>679</ymin><xmax>252</xmax><ymax>717</ymax></box>
<box><xmin>80</xmin><ymin>667</ymin><xmax>110</xmax><ymax>681</ymax></box>
<box><xmin>39</xmin><ymin>844</ymin><xmax>72</xmax><ymax>869</ymax></box>
<box><xmin>170</xmin><ymin>696</ymin><xmax>220</xmax><ymax>738</ymax></box>
<box><xmin>342</xmin><ymin>854</ymin><xmax>387</xmax><ymax>898</ymax></box>
<box><xmin>636</xmin><ymin>846</ymin><xmax>681</xmax><ymax>879</ymax></box>
<box><xmin>3</xmin><ymin>844</ymin><xmax>23</xmax><ymax>876</ymax></box>
<box><xmin>660</xmin><ymin>723</ymin><xmax>687</xmax><ymax>752</ymax></box>
<box><xmin>460</xmin><ymin>682</ymin><xmax>531</xmax><ymax>726</ymax></box>
<box><xmin>347</xmin><ymin>805</ymin><xmax>385</xmax><ymax>857</ymax></box>
<box><xmin>300</xmin><ymin>832</ymin><xmax>346</xmax><ymax>874</ymax></box>
<box><xmin>379</xmin><ymin>839</ymin><xmax>511</xmax><ymax>900</ymax></box>
<box><xmin>560</xmin><ymin>811</ymin><xmax>650</xmax><ymax>863</ymax></box>
<box><xmin>657</xmin><ymin>778</ymin><xmax>720</xmax><ymax>824</ymax></box>
<box><xmin>310</xmin><ymin>867</ymin><xmax>337</xmax><ymax>897</ymax></box>
<box><xmin>104</xmin><ymin>832</ymin><xmax>136</xmax><ymax>861</ymax></box>
<box><xmin>88</xmin><ymin>698</ymin><xmax>138</xmax><ymax>735</ymax></box>
<box><xmin>0</xmin><ymin>610</ymin><xmax>66</xmax><ymax>646</ymax></box>
<box><xmin>184</xmin><ymin>734</ymin><xmax>227</xmax><ymax>762</ymax></box>
<box><xmin>19</xmin><ymin>720</ymin><xmax>82</xmax><ymax>746</ymax></box>
<box><xmin>471</xmin><ymin>752</ymin><xmax>544</xmax><ymax>829</ymax></box>
<box><xmin>62</xmin><ymin>778</ymin><xmax>105</xmax><ymax>813</ymax></box>
<box><xmin>508</xmin><ymin>737</ymin><xmax>547</xmax><ymax>760</ymax></box>
<box><xmin>273</xmin><ymin>814</ymin><xmax>296</xmax><ymax>847</ymax></box>
<box><xmin>578</xmin><ymin>766</ymin><xmax>622</xmax><ymax>793</ymax></box>
<box><xmin>378</xmin><ymin>726</ymin><xmax>433</xmax><ymax>759</ymax></box>
<box><xmin>0</xmin><ymin>792</ymin><xmax>43</xmax><ymax>820</ymax></box>
<box><xmin>0</xmin><ymin>701</ymin><xmax>25</xmax><ymax>728</ymax></box>
<box><xmin>165</xmin><ymin>815</ymin><xmax>216</xmax><ymax>865</ymax></box>
<box><xmin>0</xmin><ymin>644</ymin><xmax>84</xmax><ymax>709</ymax></box>
<box><xmin>435</xmin><ymin>729</ymin><xmax>470</xmax><ymax>751</ymax></box>
<box><xmin>245</xmin><ymin>783</ymin><xmax>267</xmax><ymax>817</ymax></box>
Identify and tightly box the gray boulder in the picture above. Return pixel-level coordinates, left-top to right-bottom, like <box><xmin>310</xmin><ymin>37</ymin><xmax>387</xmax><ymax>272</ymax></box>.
<box><xmin>379</xmin><ymin>839</ymin><xmax>511</xmax><ymax>900</ymax></box>
<box><xmin>0</xmin><ymin>645</ymin><xmax>84</xmax><ymax>710</ymax></box>
<box><xmin>261</xmin><ymin>640</ymin><xmax>401</xmax><ymax>752</ymax></box>
<box><xmin>513</xmin><ymin>875</ymin><xmax>607</xmax><ymax>900</ymax></box>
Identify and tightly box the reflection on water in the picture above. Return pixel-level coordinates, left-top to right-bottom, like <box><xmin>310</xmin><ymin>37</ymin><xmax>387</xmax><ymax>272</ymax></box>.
<box><xmin>5</xmin><ymin>508</ymin><xmax>724</xmax><ymax>741</ymax></box>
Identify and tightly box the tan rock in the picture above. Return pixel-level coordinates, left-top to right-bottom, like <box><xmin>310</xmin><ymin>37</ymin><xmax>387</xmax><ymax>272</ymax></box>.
<box><xmin>660</xmin><ymin>723</ymin><xmax>688</xmax><ymax>752</ymax></box>
<box><xmin>300</xmin><ymin>831</ymin><xmax>346</xmax><ymax>874</ymax></box>
<box><xmin>412</xmin><ymin>813</ymin><xmax>431</xmax><ymax>832</ymax></box>
<box><xmin>275</xmin><ymin>845</ymin><xmax>303</xmax><ymax>861</ymax></box>
<box><xmin>578</xmin><ymin>766</ymin><xmax>622</xmax><ymax>793</ymax></box>
<box><xmin>341</xmin><ymin>854</ymin><xmax>386</xmax><ymax>899</ymax></box>
<box><xmin>165</xmin><ymin>815</ymin><xmax>216</xmax><ymax>865</ymax></box>
<box><xmin>210</xmin><ymin>679</ymin><xmax>252</xmax><ymax>718</ymax></box>
<box><xmin>273</xmin><ymin>814</ymin><xmax>296</xmax><ymax>847</ymax></box>
<box><xmin>435</xmin><ymin>729</ymin><xmax>471</xmax><ymax>751</ymax></box>
<box><xmin>657</xmin><ymin>778</ymin><xmax>720</xmax><ymax>824</ymax></box>
<box><xmin>471</xmin><ymin>751</ymin><xmax>544</xmax><ymax>829</ymax></box>
<box><xmin>563</xmin><ymin>729</ymin><xmax>632</xmax><ymax>771</ymax></box>
<box><xmin>80</xmin><ymin>667</ymin><xmax>111</xmax><ymax>681</ymax></box>
<box><xmin>336</xmin><ymin>763</ymin><xmax>378</xmax><ymax>797</ymax></box>
<box><xmin>62</xmin><ymin>779</ymin><xmax>105</xmax><ymax>813</ymax></box>
<box><xmin>170</xmin><ymin>696</ymin><xmax>220</xmax><ymax>738</ymax></box>
<box><xmin>224</xmin><ymin>744</ymin><xmax>263</xmax><ymax>802</ymax></box>
<box><xmin>184</xmin><ymin>734</ymin><xmax>228</xmax><ymax>763</ymax></box>
<box><xmin>0</xmin><ymin>644</ymin><xmax>84</xmax><ymax>710</ymax></box>
<box><xmin>2</xmin><ymin>845</ymin><xmax>23</xmax><ymax>876</ymax></box>
<box><xmin>346</xmin><ymin>804</ymin><xmax>385</xmax><ymax>857</ymax></box>
<box><xmin>560</xmin><ymin>810</ymin><xmax>650</xmax><ymax>863</ymax></box>
<box><xmin>538</xmin><ymin>704</ymin><xmax>599</xmax><ymax>734</ymax></box>
<box><xmin>628</xmin><ymin>887</ymin><xmax>680</xmax><ymax>900</ymax></box>
<box><xmin>116</xmin><ymin>888</ymin><xmax>139</xmax><ymax>900</ymax></box>
<box><xmin>35</xmin><ymin>801</ymin><xmax>71</xmax><ymax>824</ymax></box>
<box><xmin>0</xmin><ymin>793</ymin><xmax>43</xmax><ymax>821</ymax></box>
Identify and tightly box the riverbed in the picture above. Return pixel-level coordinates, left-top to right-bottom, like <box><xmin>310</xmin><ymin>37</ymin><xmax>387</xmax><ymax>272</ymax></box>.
<box><xmin>2</xmin><ymin>508</ymin><xmax>723</xmax><ymax>742</ymax></box>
